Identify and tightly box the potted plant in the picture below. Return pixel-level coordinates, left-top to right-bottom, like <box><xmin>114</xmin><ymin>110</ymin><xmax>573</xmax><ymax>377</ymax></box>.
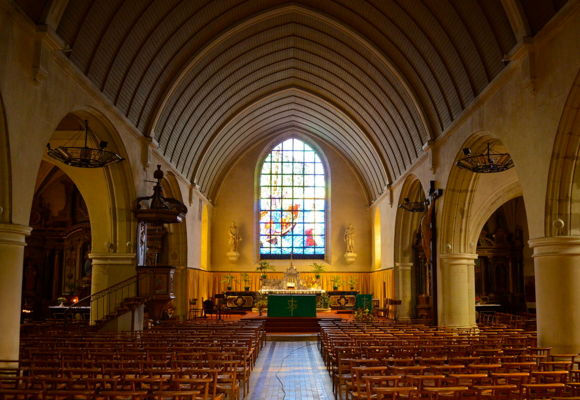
<box><xmin>317</xmin><ymin>293</ymin><xmax>330</xmax><ymax>309</ymax></box>
<box><xmin>330</xmin><ymin>276</ymin><xmax>342</xmax><ymax>291</ymax></box>
<box><xmin>354</xmin><ymin>307</ymin><xmax>374</xmax><ymax>322</ymax></box>
<box><xmin>310</xmin><ymin>262</ymin><xmax>326</xmax><ymax>279</ymax></box>
<box><xmin>256</xmin><ymin>260</ymin><xmax>275</xmax><ymax>279</ymax></box>
<box><xmin>221</xmin><ymin>273</ymin><xmax>236</xmax><ymax>291</ymax></box>
<box><xmin>255</xmin><ymin>294</ymin><xmax>268</xmax><ymax>316</ymax></box>
<box><xmin>347</xmin><ymin>277</ymin><xmax>358</xmax><ymax>290</ymax></box>
<box><xmin>241</xmin><ymin>273</ymin><xmax>251</xmax><ymax>291</ymax></box>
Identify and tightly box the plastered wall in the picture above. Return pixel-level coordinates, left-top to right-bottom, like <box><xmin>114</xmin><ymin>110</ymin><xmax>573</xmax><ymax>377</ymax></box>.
<box><xmin>210</xmin><ymin>136</ymin><xmax>372</xmax><ymax>273</ymax></box>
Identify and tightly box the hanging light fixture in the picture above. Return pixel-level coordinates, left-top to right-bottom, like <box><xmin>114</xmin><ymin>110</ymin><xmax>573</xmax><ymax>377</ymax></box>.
<box><xmin>46</xmin><ymin>120</ymin><xmax>123</xmax><ymax>168</ymax></box>
<box><xmin>398</xmin><ymin>198</ymin><xmax>428</xmax><ymax>213</ymax></box>
<box><xmin>456</xmin><ymin>143</ymin><xmax>514</xmax><ymax>173</ymax></box>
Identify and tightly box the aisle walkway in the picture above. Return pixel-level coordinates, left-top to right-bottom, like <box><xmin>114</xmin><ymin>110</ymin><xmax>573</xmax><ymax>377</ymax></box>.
<box><xmin>247</xmin><ymin>340</ymin><xmax>334</xmax><ymax>400</ymax></box>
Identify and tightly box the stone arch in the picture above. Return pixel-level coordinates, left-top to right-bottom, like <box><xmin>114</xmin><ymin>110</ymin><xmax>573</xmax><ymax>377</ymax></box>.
<box><xmin>394</xmin><ymin>175</ymin><xmax>427</xmax><ymax>263</ymax></box>
<box><xmin>546</xmin><ymin>71</ymin><xmax>580</xmax><ymax>236</ymax></box>
<box><xmin>0</xmin><ymin>92</ymin><xmax>11</xmax><ymax>223</ymax></box>
<box><xmin>440</xmin><ymin>134</ymin><xmax>519</xmax><ymax>255</ymax></box>
<box><xmin>43</xmin><ymin>110</ymin><xmax>136</xmax><ymax>292</ymax></box>
<box><xmin>438</xmin><ymin>133</ymin><xmax>523</xmax><ymax>327</ymax></box>
<box><xmin>393</xmin><ymin>174</ymin><xmax>427</xmax><ymax>320</ymax></box>
<box><xmin>467</xmin><ymin>181</ymin><xmax>523</xmax><ymax>250</ymax></box>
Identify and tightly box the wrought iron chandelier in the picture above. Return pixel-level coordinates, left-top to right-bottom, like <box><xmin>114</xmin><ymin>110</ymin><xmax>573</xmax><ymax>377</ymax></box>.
<box><xmin>456</xmin><ymin>143</ymin><xmax>514</xmax><ymax>173</ymax></box>
<box><xmin>398</xmin><ymin>198</ymin><xmax>428</xmax><ymax>213</ymax></box>
<box><xmin>46</xmin><ymin>120</ymin><xmax>123</xmax><ymax>168</ymax></box>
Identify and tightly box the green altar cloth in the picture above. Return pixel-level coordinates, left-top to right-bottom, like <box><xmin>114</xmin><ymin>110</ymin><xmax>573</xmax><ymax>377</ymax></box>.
<box><xmin>355</xmin><ymin>294</ymin><xmax>373</xmax><ymax>311</ymax></box>
<box><xmin>267</xmin><ymin>294</ymin><xmax>317</xmax><ymax>317</ymax></box>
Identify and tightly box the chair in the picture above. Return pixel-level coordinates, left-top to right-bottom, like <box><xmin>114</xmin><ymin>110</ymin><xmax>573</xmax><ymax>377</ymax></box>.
<box><xmin>348</xmin><ymin>366</ymin><xmax>389</xmax><ymax>400</ymax></box>
<box><xmin>44</xmin><ymin>390</ymin><xmax>95</xmax><ymax>400</ymax></box>
<box><xmin>404</xmin><ymin>375</ymin><xmax>446</xmax><ymax>392</ymax></box>
<box><xmin>151</xmin><ymin>391</ymin><xmax>205</xmax><ymax>400</ymax></box>
<box><xmin>373</xmin><ymin>386</ymin><xmax>418</xmax><ymax>400</ymax></box>
<box><xmin>472</xmin><ymin>384</ymin><xmax>517</xmax><ymax>400</ymax></box>
<box><xmin>95</xmin><ymin>391</ymin><xmax>149</xmax><ymax>400</ymax></box>
<box><xmin>202</xmin><ymin>299</ymin><xmax>217</xmax><ymax>319</ymax></box>
<box><xmin>0</xmin><ymin>389</ymin><xmax>45</xmax><ymax>400</ymax></box>
<box><xmin>522</xmin><ymin>383</ymin><xmax>566</xmax><ymax>399</ymax></box>
<box><xmin>422</xmin><ymin>386</ymin><xmax>470</xmax><ymax>399</ymax></box>
<box><xmin>531</xmin><ymin>370</ymin><xmax>569</xmax><ymax>383</ymax></box>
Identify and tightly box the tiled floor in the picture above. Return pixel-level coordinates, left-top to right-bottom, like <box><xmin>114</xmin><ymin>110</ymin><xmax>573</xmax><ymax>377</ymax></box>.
<box><xmin>247</xmin><ymin>340</ymin><xmax>335</xmax><ymax>400</ymax></box>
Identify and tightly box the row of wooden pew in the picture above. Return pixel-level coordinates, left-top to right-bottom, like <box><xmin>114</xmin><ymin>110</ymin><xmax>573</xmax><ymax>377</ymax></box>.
<box><xmin>1</xmin><ymin>319</ymin><xmax>266</xmax><ymax>400</ymax></box>
<box><xmin>318</xmin><ymin>320</ymin><xmax>580</xmax><ymax>399</ymax></box>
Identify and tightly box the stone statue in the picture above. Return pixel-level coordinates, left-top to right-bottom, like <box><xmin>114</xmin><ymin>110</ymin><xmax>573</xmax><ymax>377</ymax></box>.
<box><xmin>228</xmin><ymin>222</ymin><xmax>241</xmax><ymax>253</ymax></box>
<box><xmin>344</xmin><ymin>224</ymin><xmax>355</xmax><ymax>253</ymax></box>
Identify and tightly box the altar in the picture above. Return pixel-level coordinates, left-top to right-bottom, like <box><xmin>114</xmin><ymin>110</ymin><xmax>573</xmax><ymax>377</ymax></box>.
<box><xmin>267</xmin><ymin>294</ymin><xmax>317</xmax><ymax>317</ymax></box>
<box><xmin>259</xmin><ymin>264</ymin><xmax>325</xmax><ymax>294</ymax></box>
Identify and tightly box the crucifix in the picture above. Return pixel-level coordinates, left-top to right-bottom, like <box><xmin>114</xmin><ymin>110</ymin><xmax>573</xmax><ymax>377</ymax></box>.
<box><xmin>420</xmin><ymin>180</ymin><xmax>443</xmax><ymax>324</ymax></box>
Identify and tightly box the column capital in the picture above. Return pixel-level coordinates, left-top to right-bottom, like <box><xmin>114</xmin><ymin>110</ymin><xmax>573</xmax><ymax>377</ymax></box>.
<box><xmin>440</xmin><ymin>253</ymin><xmax>478</xmax><ymax>265</ymax></box>
<box><xmin>0</xmin><ymin>223</ymin><xmax>32</xmax><ymax>246</ymax></box>
<box><xmin>89</xmin><ymin>252</ymin><xmax>135</xmax><ymax>265</ymax></box>
<box><xmin>395</xmin><ymin>261</ymin><xmax>413</xmax><ymax>270</ymax></box>
<box><xmin>529</xmin><ymin>236</ymin><xmax>580</xmax><ymax>256</ymax></box>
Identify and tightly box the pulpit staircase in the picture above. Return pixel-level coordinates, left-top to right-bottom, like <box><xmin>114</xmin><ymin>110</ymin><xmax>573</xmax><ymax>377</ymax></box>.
<box><xmin>64</xmin><ymin>274</ymin><xmax>146</xmax><ymax>330</ymax></box>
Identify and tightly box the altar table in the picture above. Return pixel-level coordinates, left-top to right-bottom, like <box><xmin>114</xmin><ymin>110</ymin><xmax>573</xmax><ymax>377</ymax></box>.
<box><xmin>267</xmin><ymin>294</ymin><xmax>317</xmax><ymax>317</ymax></box>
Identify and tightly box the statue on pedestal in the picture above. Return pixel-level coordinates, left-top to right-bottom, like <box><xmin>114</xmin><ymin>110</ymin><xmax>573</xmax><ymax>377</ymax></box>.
<box><xmin>344</xmin><ymin>224</ymin><xmax>357</xmax><ymax>264</ymax></box>
<box><xmin>227</xmin><ymin>222</ymin><xmax>241</xmax><ymax>262</ymax></box>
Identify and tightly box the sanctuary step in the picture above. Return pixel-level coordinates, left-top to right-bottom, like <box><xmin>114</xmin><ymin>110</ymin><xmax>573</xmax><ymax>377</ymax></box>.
<box><xmin>244</xmin><ymin>317</ymin><xmax>342</xmax><ymax>333</ymax></box>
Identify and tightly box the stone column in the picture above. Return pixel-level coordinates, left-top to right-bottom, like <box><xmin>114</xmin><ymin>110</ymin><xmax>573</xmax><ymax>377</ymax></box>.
<box><xmin>88</xmin><ymin>252</ymin><xmax>135</xmax><ymax>325</ymax></box>
<box><xmin>0</xmin><ymin>224</ymin><xmax>32</xmax><ymax>361</ymax></box>
<box><xmin>395</xmin><ymin>261</ymin><xmax>413</xmax><ymax>320</ymax></box>
<box><xmin>439</xmin><ymin>253</ymin><xmax>478</xmax><ymax>328</ymax></box>
<box><xmin>529</xmin><ymin>237</ymin><xmax>580</xmax><ymax>353</ymax></box>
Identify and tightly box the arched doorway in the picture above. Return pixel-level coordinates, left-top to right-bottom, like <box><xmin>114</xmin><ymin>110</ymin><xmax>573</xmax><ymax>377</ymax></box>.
<box><xmin>440</xmin><ymin>135</ymin><xmax>523</xmax><ymax>327</ymax></box>
<box><xmin>394</xmin><ymin>175</ymin><xmax>428</xmax><ymax>321</ymax></box>
<box><xmin>42</xmin><ymin>112</ymin><xmax>135</xmax><ymax>323</ymax></box>
<box><xmin>22</xmin><ymin>162</ymin><xmax>92</xmax><ymax>320</ymax></box>
<box><xmin>474</xmin><ymin>197</ymin><xmax>530</xmax><ymax>318</ymax></box>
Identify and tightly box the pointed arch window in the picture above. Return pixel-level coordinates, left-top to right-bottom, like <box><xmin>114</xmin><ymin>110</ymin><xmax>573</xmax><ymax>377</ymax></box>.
<box><xmin>259</xmin><ymin>138</ymin><xmax>326</xmax><ymax>259</ymax></box>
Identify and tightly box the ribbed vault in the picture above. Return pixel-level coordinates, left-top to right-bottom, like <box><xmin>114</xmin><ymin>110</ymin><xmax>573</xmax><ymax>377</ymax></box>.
<box><xmin>51</xmin><ymin>0</ymin><xmax>517</xmax><ymax>200</ymax></box>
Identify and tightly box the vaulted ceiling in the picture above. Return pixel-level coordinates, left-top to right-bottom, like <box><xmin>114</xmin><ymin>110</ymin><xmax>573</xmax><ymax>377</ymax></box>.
<box><xmin>16</xmin><ymin>0</ymin><xmax>568</xmax><ymax>201</ymax></box>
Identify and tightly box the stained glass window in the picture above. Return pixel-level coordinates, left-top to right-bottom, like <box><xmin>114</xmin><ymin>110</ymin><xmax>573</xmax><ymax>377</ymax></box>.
<box><xmin>259</xmin><ymin>138</ymin><xmax>326</xmax><ymax>259</ymax></box>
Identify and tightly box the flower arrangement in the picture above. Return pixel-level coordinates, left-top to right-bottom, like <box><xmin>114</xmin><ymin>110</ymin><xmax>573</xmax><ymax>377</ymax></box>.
<box><xmin>255</xmin><ymin>294</ymin><xmax>268</xmax><ymax>316</ymax></box>
<box><xmin>354</xmin><ymin>308</ymin><xmax>374</xmax><ymax>322</ymax></box>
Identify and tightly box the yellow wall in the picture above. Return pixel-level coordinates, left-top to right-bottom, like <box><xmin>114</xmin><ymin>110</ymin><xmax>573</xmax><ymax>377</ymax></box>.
<box><xmin>370</xmin><ymin>269</ymin><xmax>395</xmax><ymax>306</ymax></box>
<box><xmin>210</xmin><ymin>136</ymin><xmax>372</xmax><ymax>272</ymax></box>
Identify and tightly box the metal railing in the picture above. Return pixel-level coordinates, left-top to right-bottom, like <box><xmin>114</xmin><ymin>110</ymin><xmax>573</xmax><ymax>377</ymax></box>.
<box><xmin>64</xmin><ymin>275</ymin><xmax>139</xmax><ymax>324</ymax></box>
